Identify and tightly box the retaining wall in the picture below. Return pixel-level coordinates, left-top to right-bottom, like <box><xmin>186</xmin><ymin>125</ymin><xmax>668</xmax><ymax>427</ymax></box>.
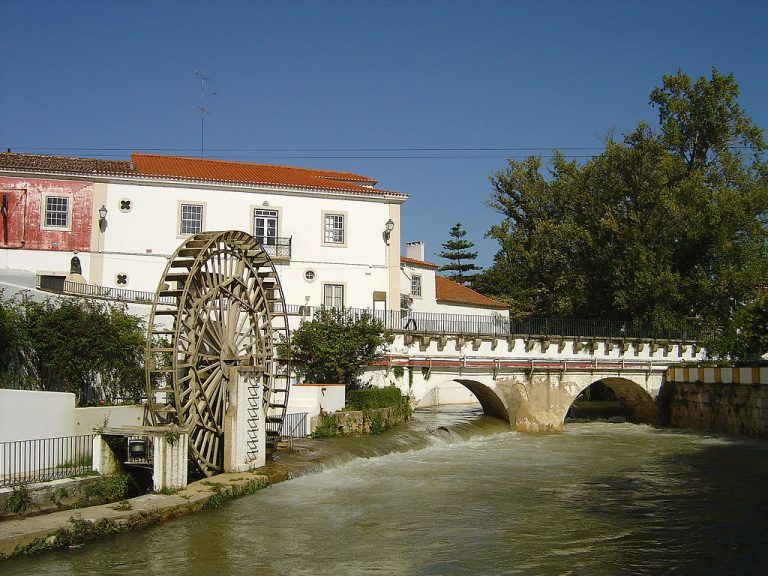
<box><xmin>310</xmin><ymin>406</ymin><xmax>409</xmax><ymax>436</ymax></box>
<box><xmin>0</xmin><ymin>476</ymin><xmax>110</xmax><ymax>520</ymax></box>
<box><xmin>664</xmin><ymin>367</ymin><xmax>768</xmax><ymax>439</ymax></box>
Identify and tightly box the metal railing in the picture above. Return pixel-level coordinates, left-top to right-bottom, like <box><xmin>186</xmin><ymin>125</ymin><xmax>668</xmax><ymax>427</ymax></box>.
<box><xmin>290</xmin><ymin>305</ymin><xmax>700</xmax><ymax>341</ymax></box>
<box><xmin>256</xmin><ymin>236</ymin><xmax>292</xmax><ymax>260</ymax></box>
<box><xmin>37</xmin><ymin>276</ymin><xmax>176</xmax><ymax>306</ymax></box>
<box><xmin>509</xmin><ymin>317</ymin><xmax>698</xmax><ymax>341</ymax></box>
<box><xmin>282</xmin><ymin>412</ymin><xmax>309</xmax><ymax>439</ymax></box>
<box><xmin>1</xmin><ymin>434</ymin><xmax>94</xmax><ymax>488</ymax></box>
<box><xmin>36</xmin><ymin>277</ymin><xmax>699</xmax><ymax>341</ymax></box>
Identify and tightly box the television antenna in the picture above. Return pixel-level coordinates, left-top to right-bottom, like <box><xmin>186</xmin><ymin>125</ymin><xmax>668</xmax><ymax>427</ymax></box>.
<box><xmin>195</xmin><ymin>70</ymin><xmax>216</xmax><ymax>157</ymax></box>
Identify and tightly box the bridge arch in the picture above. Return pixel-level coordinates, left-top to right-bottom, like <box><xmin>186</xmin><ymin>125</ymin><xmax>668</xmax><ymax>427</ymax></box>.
<box><xmin>568</xmin><ymin>377</ymin><xmax>660</xmax><ymax>425</ymax></box>
<box><xmin>454</xmin><ymin>379</ymin><xmax>510</xmax><ymax>423</ymax></box>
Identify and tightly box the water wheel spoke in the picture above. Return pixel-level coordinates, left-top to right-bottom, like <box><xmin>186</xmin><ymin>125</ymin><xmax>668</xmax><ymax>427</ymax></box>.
<box><xmin>146</xmin><ymin>231</ymin><xmax>290</xmax><ymax>476</ymax></box>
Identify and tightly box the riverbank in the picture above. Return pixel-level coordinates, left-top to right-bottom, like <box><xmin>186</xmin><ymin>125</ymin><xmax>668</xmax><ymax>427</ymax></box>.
<box><xmin>0</xmin><ymin>438</ymin><xmax>324</xmax><ymax>561</ymax></box>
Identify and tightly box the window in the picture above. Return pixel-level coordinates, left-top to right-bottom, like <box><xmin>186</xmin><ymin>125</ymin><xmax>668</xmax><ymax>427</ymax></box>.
<box><xmin>179</xmin><ymin>203</ymin><xmax>203</xmax><ymax>235</ymax></box>
<box><xmin>411</xmin><ymin>274</ymin><xmax>422</xmax><ymax>297</ymax></box>
<box><xmin>44</xmin><ymin>196</ymin><xmax>69</xmax><ymax>228</ymax></box>
<box><xmin>304</xmin><ymin>269</ymin><xmax>316</xmax><ymax>282</ymax></box>
<box><xmin>323</xmin><ymin>284</ymin><xmax>344</xmax><ymax>308</ymax></box>
<box><xmin>323</xmin><ymin>213</ymin><xmax>344</xmax><ymax>244</ymax></box>
<box><xmin>253</xmin><ymin>208</ymin><xmax>278</xmax><ymax>246</ymax></box>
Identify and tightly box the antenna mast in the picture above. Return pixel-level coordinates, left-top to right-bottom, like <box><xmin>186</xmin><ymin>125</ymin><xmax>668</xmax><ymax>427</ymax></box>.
<box><xmin>195</xmin><ymin>70</ymin><xmax>215</xmax><ymax>157</ymax></box>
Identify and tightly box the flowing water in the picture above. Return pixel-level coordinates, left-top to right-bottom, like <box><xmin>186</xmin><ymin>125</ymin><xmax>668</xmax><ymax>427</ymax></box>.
<box><xmin>5</xmin><ymin>406</ymin><xmax>768</xmax><ymax>575</ymax></box>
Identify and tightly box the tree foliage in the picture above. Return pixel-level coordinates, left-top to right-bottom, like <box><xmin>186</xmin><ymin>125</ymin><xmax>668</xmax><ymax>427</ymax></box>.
<box><xmin>473</xmin><ymin>69</ymin><xmax>768</xmax><ymax>359</ymax></box>
<box><xmin>279</xmin><ymin>307</ymin><xmax>388</xmax><ymax>388</ymax></box>
<box><xmin>438</xmin><ymin>222</ymin><xmax>481</xmax><ymax>284</ymax></box>
<box><xmin>0</xmin><ymin>292</ymin><xmax>146</xmax><ymax>404</ymax></box>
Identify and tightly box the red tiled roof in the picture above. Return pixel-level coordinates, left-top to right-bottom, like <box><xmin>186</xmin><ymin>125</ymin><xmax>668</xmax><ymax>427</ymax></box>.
<box><xmin>0</xmin><ymin>152</ymin><xmax>132</xmax><ymax>174</ymax></box>
<box><xmin>131</xmin><ymin>154</ymin><xmax>400</xmax><ymax>196</ymax></box>
<box><xmin>435</xmin><ymin>276</ymin><xmax>508</xmax><ymax>309</ymax></box>
<box><xmin>0</xmin><ymin>152</ymin><xmax>406</xmax><ymax>198</ymax></box>
<box><xmin>400</xmin><ymin>256</ymin><xmax>439</xmax><ymax>270</ymax></box>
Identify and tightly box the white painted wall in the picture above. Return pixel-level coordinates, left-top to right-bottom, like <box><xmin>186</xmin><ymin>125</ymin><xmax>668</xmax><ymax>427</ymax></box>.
<box><xmin>1</xmin><ymin>249</ymin><xmax>83</xmax><ymax>279</ymax></box>
<box><xmin>401</xmin><ymin>265</ymin><xmax>438</xmax><ymax>311</ymax></box>
<box><xmin>287</xmin><ymin>383</ymin><xmax>345</xmax><ymax>435</ymax></box>
<box><xmin>0</xmin><ymin>391</ymin><xmax>146</xmax><ymax>442</ymax></box>
<box><xmin>0</xmin><ymin>389</ymin><xmax>76</xmax><ymax>442</ymax></box>
<box><xmin>400</xmin><ymin>263</ymin><xmax>506</xmax><ymax>318</ymax></box>
<box><xmin>93</xmin><ymin>181</ymin><xmax>401</xmax><ymax>310</ymax></box>
<box><xmin>74</xmin><ymin>405</ymin><xmax>144</xmax><ymax>435</ymax></box>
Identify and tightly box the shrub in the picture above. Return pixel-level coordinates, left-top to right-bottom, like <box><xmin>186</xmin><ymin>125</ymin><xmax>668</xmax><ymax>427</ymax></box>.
<box><xmin>348</xmin><ymin>385</ymin><xmax>412</xmax><ymax>426</ymax></box>
<box><xmin>311</xmin><ymin>412</ymin><xmax>341</xmax><ymax>438</ymax></box>
<box><xmin>83</xmin><ymin>474</ymin><xmax>130</xmax><ymax>504</ymax></box>
<box><xmin>346</xmin><ymin>386</ymin><xmax>407</xmax><ymax>410</ymax></box>
<box><xmin>279</xmin><ymin>307</ymin><xmax>388</xmax><ymax>388</ymax></box>
<box><xmin>5</xmin><ymin>484</ymin><xmax>34</xmax><ymax>514</ymax></box>
<box><xmin>0</xmin><ymin>293</ymin><xmax>146</xmax><ymax>405</ymax></box>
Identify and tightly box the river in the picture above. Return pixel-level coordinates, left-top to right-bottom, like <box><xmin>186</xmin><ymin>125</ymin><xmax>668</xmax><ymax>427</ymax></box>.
<box><xmin>4</xmin><ymin>406</ymin><xmax>768</xmax><ymax>575</ymax></box>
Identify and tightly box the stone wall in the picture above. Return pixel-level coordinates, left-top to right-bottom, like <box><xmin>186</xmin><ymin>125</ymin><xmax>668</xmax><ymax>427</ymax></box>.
<box><xmin>310</xmin><ymin>406</ymin><xmax>408</xmax><ymax>436</ymax></box>
<box><xmin>0</xmin><ymin>475</ymin><xmax>112</xmax><ymax>520</ymax></box>
<box><xmin>663</xmin><ymin>367</ymin><xmax>768</xmax><ymax>439</ymax></box>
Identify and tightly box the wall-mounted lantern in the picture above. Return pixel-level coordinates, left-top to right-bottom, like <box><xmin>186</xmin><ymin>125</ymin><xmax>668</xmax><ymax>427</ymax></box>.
<box><xmin>98</xmin><ymin>205</ymin><xmax>108</xmax><ymax>233</ymax></box>
<box><xmin>383</xmin><ymin>218</ymin><xmax>395</xmax><ymax>245</ymax></box>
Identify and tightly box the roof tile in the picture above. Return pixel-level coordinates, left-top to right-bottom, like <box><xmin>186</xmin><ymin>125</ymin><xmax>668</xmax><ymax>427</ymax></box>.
<box><xmin>131</xmin><ymin>154</ymin><xmax>401</xmax><ymax>196</ymax></box>
<box><xmin>0</xmin><ymin>152</ymin><xmax>406</xmax><ymax>198</ymax></box>
<box><xmin>0</xmin><ymin>152</ymin><xmax>132</xmax><ymax>174</ymax></box>
<box><xmin>435</xmin><ymin>276</ymin><xmax>508</xmax><ymax>309</ymax></box>
<box><xmin>400</xmin><ymin>256</ymin><xmax>439</xmax><ymax>269</ymax></box>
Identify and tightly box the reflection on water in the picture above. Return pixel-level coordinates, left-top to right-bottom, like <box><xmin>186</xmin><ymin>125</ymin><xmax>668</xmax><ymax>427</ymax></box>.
<box><xmin>5</xmin><ymin>406</ymin><xmax>768</xmax><ymax>576</ymax></box>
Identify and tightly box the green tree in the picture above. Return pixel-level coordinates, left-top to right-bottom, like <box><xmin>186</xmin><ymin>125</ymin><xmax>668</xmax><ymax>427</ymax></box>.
<box><xmin>649</xmin><ymin>68</ymin><xmax>765</xmax><ymax>171</ymax></box>
<box><xmin>279</xmin><ymin>307</ymin><xmax>388</xmax><ymax>389</ymax></box>
<box><xmin>438</xmin><ymin>222</ymin><xmax>481</xmax><ymax>285</ymax></box>
<box><xmin>0</xmin><ymin>294</ymin><xmax>147</xmax><ymax>404</ymax></box>
<box><xmin>0</xmin><ymin>289</ymin><xmax>38</xmax><ymax>389</ymax></box>
<box><xmin>474</xmin><ymin>69</ymin><xmax>768</xmax><ymax>358</ymax></box>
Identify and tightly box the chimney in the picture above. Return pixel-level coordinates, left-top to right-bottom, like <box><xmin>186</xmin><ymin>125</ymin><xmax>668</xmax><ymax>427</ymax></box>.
<box><xmin>405</xmin><ymin>241</ymin><xmax>425</xmax><ymax>262</ymax></box>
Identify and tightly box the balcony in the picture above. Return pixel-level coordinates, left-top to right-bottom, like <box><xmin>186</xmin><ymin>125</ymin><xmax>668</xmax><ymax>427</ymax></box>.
<box><xmin>256</xmin><ymin>236</ymin><xmax>291</xmax><ymax>261</ymax></box>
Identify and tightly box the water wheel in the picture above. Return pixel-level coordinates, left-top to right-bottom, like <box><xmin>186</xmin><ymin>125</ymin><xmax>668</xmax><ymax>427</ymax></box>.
<box><xmin>145</xmin><ymin>230</ymin><xmax>290</xmax><ymax>476</ymax></box>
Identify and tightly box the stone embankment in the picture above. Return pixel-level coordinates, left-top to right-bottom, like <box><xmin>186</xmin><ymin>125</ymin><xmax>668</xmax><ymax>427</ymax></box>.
<box><xmin>664</xmin><ymin>366</ymin><xmax>768</xmax><ymax>439</ymax></box>
<box><xmin>312</xmin><ymin>406</ymin><xmax>409</xmax><ymax>436</ymax></box>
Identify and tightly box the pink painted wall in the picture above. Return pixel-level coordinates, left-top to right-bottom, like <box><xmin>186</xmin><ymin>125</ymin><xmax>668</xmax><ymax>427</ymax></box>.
<box><xmin>0</xmin><ymin>176</ymin><xmax>93</xmax><ymax>251</ymax></box>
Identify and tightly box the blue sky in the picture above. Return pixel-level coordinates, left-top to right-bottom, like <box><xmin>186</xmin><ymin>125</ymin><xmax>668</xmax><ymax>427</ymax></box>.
<box><xmin>1</xmin><ymin>0</ymin><xmax>766</xmax><ymax>268</ymax></box>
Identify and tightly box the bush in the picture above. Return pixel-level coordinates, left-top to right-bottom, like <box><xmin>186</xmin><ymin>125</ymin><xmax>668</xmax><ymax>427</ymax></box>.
<box><xmin>348</xmin><ymin>386</ymin><xmax>412</xmax><ymax>425</ymax></box>
<box><xmin>279</xmin><ymin>307</ymin><xmax>388</xmax><ymax>389</ymax></box>
<box><xmin>311</xmin><ymin>412</ymin><xmax>341</xmax><ymax>438</ymax></box>
<box><xmin>83</xmin><ymin>474</ymin><xmax>130</xmax><ymax>504</ymax></box>
<box><xmin>346</xmin><ymin>386</ymin><xmax>408</xmax><ymax>411</ymax></box>
<box><xmin>0</xmin><ymin>292</ymin><xmax>146</xmax><ymax>405</ymax></box>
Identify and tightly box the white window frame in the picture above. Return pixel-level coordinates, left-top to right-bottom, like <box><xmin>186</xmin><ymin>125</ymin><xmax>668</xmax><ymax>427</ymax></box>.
<box><xmin>323</xmin><ymin>283</ymin><xmax>345</xmax><ymax>308</ymax></box>
<box><xmin>252</xmin><ymin>206</ymin><xmax>281</xmax><ymax>246</ymax></box>
<box><xmin>322</xmin><ymin>211</ymin><xmax>347</xmax><ymax>247</ymax></box>
<box><xmin>177</xmin><ymin>201</ymin><xmax>206</xmax><ymax>238</ymax></box>
<box><xmin>41</xmin><ymin>194</ymin><xmax>72</xmax><ymax>231</ymax></box>
<box><xmin>411</xmin><ymin>274</ymin><xmax>422</xmax><ymax>298</ymax></box>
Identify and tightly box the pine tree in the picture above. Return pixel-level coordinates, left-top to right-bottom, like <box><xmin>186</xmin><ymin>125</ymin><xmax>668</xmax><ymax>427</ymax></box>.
<box><xmin>438</xmin><ymin>223</ymin><xmax>481</xmax><ymax>284</ymax></box>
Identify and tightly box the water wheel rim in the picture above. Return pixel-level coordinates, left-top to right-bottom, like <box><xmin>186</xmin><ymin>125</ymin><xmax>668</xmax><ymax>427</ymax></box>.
<box><xmin>145</xmin><ymin>231</ymin><xmax>290</xmax><ymax>476</ymax></box>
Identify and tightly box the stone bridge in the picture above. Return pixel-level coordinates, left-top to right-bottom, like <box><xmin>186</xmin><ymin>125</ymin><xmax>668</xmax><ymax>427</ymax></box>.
<box><xmin>369</xmin><ymin>332</ymin><xmax>704</xmax><ymax>431</ymax></box>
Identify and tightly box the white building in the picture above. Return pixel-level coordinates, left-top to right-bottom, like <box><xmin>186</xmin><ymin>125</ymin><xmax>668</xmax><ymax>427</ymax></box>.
<box><xmin>0</xmin><ymin>153</ymin><xmax>406</xmax><ymax>313</ymax></box>
<box><xmin>0</xmin><ymin>152</ymin><xmax>507</xmax><ymax>325</ymax></box>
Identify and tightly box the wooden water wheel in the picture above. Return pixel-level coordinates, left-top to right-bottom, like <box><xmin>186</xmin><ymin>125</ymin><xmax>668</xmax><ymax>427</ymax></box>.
<box><xmin>145</xmin><ymin>230</ymin><xmax>290</xmax><ymax>476</ymax></box>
